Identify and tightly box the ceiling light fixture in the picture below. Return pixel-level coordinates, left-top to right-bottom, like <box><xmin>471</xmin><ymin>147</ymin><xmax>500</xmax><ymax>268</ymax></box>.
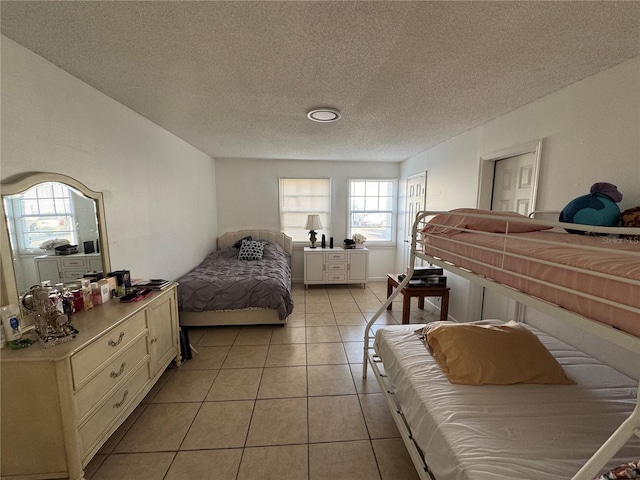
<box><xmin>307</xmin><ymin>108</ymin><xmax>341</xmax><ymax>123</ymax></box>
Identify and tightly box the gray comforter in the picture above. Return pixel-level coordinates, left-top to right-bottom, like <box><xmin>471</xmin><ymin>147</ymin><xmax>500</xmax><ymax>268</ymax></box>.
<box><xmin>177</xmin><ymin>242</ymin><xmax>294</xmax><ymax>320</ymax></box>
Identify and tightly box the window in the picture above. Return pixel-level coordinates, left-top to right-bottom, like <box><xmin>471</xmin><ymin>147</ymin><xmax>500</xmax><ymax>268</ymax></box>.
<box><xmin>7</xmin><ymin>182</ymin><xmax>78</xmax><ymax>254</ymax></box>
<box><xmin>279</xmin><ymin>178</ymin><xmax>331</xmax><ymax>242</ymax></box>
<box><xmin>349</xmin><ymin>179</ymin><xmax>396</xmax><ymax>244</ymax></box>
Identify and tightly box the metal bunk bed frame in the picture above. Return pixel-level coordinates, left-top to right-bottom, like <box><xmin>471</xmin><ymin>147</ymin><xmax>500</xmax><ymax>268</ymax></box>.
<box><xmin>363</xmin><ymin>210</ymin><xmax>640</xmax><ymax>480</ymax></box>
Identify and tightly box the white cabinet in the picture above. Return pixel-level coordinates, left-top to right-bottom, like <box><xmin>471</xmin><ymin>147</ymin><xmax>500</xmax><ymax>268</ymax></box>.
<box><xmin>304</xmin><ymin>251</ymin><xmax>325</xmax><ymax>284</ymax></box>
<box><xmin>1</xmin><ymin>285</ymin><xmax>181</xmax><ymax>480</ymax></box>
<box><xmin>303</xmin><ymin>247</ymin><xmax>369</xmax><ymax>288</ymax></box>
<box><xmin>348</xmin><ymin>250</ymin><xmax>369</xmax><ymax>283</ymax></box>
<box><xmin>35</xmin><ymin>253</ymin><xmax>103</xmax><ymax>284</ymax></box>
<box><xmin>147</xmin><ymin>290</ymin><xmax>179</xmax><ymax>377</ymax></box>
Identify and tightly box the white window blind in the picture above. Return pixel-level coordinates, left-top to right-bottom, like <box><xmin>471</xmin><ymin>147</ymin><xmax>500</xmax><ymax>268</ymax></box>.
<box><xmin>279</xmin><ymin>178</ymin><xmax>331</xmax><ymax>242</ymax></box>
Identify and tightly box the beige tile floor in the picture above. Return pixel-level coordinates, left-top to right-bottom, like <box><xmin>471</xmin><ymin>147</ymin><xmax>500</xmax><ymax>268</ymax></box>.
<box><xmin>86</xmin><ymin>281</ymin><xmax>441</xmax><ymax>480</ymax></box>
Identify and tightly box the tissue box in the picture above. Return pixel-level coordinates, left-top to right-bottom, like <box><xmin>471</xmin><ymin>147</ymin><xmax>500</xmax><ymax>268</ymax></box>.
<box><xmin>106</xmin><ymin>276</ymin><xmax>118</xmax><ymax>295</ymax></box>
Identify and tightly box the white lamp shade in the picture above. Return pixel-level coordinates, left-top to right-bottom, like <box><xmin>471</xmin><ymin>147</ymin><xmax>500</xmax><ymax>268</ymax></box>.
<box><xmin>305</xmin><ymin>214</ymin><xmax>323</xmax><ymax>230</ymax></box>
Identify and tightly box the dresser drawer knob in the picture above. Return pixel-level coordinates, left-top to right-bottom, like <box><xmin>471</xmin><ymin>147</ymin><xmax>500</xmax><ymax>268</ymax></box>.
<box><xmin>110</xmin><ymin>362</ymin><xmax>126</xmax><ymax>378</ymax></box>
<box><xmin>108</xmin><ymin>332</ymin><xmax>125</xmax><ymax>347</ymax></box>
<box><xmin>114</xmin><ymin>390</ymin><xmax>129</xmax><ymax>408</ymax></box>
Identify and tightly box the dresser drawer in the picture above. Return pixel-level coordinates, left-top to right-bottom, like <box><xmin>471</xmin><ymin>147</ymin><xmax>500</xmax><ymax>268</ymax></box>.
<box><xmin>326</xmin><ymin>263</ymin><xmax>346</xmax><ymax>272</ymax></box>
<box><xmin>75</xmin><ymin>335</ymin><xmax>149</xmax><ymax>421</ymax></box>
<box><xmin>326</xmin><ymin>273</ymin><xmax>347</xmax><ymax>282</ymax></box>
<box><xmin>61</xmin><ymin>257</ymin><xmax>88</xmax><ymax>269</ymax></box>
<box><xmin>63</xmin><ymin>269</ymin><xmax>88</xmax><ymax>281</ymax></box>
<box><xmin>71</xmin><ymin>311</ymin><xmax>147</xmax><ymax>388</ymax></box>
<box><xmin>327</xmin><ymin>252</ymin><xmax>346</xmax><ymax>261</ymax></box>
<box><xmin>79</xmin><ymin>361</ymin><xmax>150</xmax><ymax>458</ymax></box>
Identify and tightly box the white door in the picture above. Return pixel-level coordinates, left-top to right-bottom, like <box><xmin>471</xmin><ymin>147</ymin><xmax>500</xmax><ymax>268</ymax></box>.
<box><xmin>491</xmin><ymin>153</ymin><xmax>536</xmax><ymax>215</ymax></box>
<box><xmin>404</xmin><ymin>172</ymin><xmax>426</xmax><ymax>271</ymax></box>
<box><xmin>482</xmin><ymin>152</ymin><xmax>536</xmax><ymax>321</ymax></box>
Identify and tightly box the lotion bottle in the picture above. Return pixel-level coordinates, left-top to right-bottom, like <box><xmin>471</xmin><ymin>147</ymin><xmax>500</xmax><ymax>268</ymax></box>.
<box><xmin>1</xmin><ymin>304</ymin><xmax>22</xmax><ymax>343</ymax></box>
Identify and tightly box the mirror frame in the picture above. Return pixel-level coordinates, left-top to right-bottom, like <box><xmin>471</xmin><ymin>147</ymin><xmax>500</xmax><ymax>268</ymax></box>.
<box><xmin>1</xmin><ymin>172</ymin><xmax>111</xmax><ymax>308</ymax></box>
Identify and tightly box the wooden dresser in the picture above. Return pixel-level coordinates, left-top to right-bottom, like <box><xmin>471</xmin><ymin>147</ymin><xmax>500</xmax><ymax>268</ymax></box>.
<box><xmin>0</xmin><ymin>284</ymin><xmax>181</xmax><ymax>480</ymax></box>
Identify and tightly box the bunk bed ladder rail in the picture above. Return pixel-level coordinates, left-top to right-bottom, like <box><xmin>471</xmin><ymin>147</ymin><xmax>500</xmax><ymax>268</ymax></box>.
<box><xmin>572</xmin><ymin>384</ymin><xmax>640</xmax><ymax>480</ymax></box>
<box><xmin>363</xmin><ymin>212</ymin><xmax>422</xmax><ymax>380</ymax></box>
<box><xmin>363</xmin><ymin>212</ymin><xmax>435</xmax><ymax>480</ymax></box>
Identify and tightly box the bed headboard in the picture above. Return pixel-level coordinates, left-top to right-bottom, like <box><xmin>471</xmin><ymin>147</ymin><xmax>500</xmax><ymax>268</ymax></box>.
<box><xmin>217</xmin><ymin>230</ymin><xmax>293</xmax><ymax>255</ymax></box>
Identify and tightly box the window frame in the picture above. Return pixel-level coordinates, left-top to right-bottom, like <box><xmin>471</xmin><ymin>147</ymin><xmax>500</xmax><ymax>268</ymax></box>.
<box><xmin>348</xmin><ymin>178</ymin><xmax>397</xmax><ymax>246</ymax></box>
<box><xmin>7</xmin><ymin>182</ymin><xmax>79</xmax><ymax>256</ymax></box>
<box><xmin>279</xmin><ymin>178</ymin><xmax>332</xmax><ymax>243</ymax></box>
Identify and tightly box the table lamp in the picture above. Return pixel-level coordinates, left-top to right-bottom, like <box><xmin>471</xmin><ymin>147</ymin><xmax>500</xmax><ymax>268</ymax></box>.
<box><xmin>305</xmin><ymin>214</ymin><xmax>323</xmax><ymax>248</ymax></box>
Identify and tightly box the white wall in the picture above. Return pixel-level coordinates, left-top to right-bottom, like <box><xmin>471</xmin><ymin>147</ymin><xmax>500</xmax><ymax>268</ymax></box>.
<box><xmin>215</xmin><ymin>158</ymin><xmax>399</xmax><ymax>281</ymax></box>
<box><xmin>1</xmin><ymin>36</ymin><xmax>218</xmax><ymax>287</ymax></box>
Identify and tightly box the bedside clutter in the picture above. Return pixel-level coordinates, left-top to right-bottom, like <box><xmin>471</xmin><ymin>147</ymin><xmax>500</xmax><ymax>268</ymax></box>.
<box><xmin>398</xmin><ymin>266</ymin><xmax>447</xmax><ymax>287</ymax></box>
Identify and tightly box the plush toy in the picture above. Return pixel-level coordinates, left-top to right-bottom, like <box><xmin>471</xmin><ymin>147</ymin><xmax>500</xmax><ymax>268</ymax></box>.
<box><xmin>620</xmin><ymin>206</ymin><xmax>640</xmax><ymax>238</ymax></box>
<box><xmin>559</xmin><ymin>182</ymin><xmax>623</xmax><ymax>234</ymax></box>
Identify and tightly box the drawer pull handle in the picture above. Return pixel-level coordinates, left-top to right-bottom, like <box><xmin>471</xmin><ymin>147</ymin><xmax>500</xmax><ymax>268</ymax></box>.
<box><xmin>110</xmin><ymin>362</ymin><xmax>126</xmax><ymax>378</ymax></box>
<box><xmin>108</xmin><ymin>332</ymin><xmax>125</xmax><ymax>347</ymax></box>
<box><xmin>114</xmin><ymin>390</ymin><xmax>129</xmax><ymax>408</ymax></box>
<box><xmin>150</xmin><ymin>338</ymin><xmax>157</xmax><ymax>344</ymax></box>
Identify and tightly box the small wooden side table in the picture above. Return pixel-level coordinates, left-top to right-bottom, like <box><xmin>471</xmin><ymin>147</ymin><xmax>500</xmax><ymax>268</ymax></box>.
<box><xmin>387</xmin><ymin>273</ymin><xmax>450</xmax><ymax>324</ymax></box>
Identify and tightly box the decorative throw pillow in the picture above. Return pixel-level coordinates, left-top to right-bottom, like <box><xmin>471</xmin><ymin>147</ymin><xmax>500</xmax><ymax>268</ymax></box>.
<box><xmin>238</xmin><ymin>240</ymin><xmax>265</xmax><ymax>261</ymax></box>
<box><xmin>426</xmin><ymin>321</ymin><xmax>574</xmax><ymax>386</ymax></box>
<box><xmin>233</xmin><ymin>235</ymin><xmax>252</xmax><ymax>249</ymax></box>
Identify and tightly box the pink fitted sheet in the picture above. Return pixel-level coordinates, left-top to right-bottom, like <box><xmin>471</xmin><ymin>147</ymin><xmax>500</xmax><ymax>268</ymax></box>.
<box><xmin>422</xmin><ymin>231</ymin><xmax>640</xmax><ymax>337</ymax></box>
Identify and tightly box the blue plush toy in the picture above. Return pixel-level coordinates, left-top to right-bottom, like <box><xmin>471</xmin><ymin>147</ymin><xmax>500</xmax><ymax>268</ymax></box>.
<box><xmin>559</xmin><ymin>182</ymin><xmax>623</xmax><ymax>234</ymax></box>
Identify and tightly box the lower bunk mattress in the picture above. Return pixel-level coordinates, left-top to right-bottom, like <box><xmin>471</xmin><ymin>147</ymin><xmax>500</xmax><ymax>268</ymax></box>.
<box><xmin>374</xmin><ymin>324</ymin><xmax>640</xmax><ymax>480</ymax></box>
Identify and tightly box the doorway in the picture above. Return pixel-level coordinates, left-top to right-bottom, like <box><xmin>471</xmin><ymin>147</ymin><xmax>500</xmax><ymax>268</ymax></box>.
<box><xmin>404</xmin><ymin>172</ymin><xmax>427</xmax><ymax>271</ymax></box>
<box><xmin>476</xmin><ymin>140</ymin><xmax>542</xmax><ymax>321</ymax></box>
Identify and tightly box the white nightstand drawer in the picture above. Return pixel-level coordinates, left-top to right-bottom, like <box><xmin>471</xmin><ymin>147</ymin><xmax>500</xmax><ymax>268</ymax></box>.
<box><xmin>72</xmin><ymin>311</ymin><xmax>147</xmax><ymax>388</ymax></box>
<box><xmin>79</xmin><ymin>361</ymin><xmax>150</xmax><ymax>458</ymax></box>
<box><xmin>326</xmin><ymin>273</ymin><xmax>347</xmax><ymax>282</ymax></box>
<box><xmin>327</xmin><ymin>252</ymin><xmax>346</xmax><ymax>261</ymax></box>
<box><xmin>75</xmin><ymin>335</ymin><xmax>149</xmax><ymax>421</ymax></box>
<box><xmin>327</xmin><ymin>263</ymin><xmax>346</xmax><ymax>271</ymax></box>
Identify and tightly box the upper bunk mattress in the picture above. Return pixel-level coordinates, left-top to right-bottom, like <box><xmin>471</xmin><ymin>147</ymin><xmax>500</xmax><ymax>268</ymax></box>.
<box><xmin>177</xmin><ymin>242</ymin><xmax>293</xmax><ymax>320</ymax></box>
<box><xmin>422</xmin><ymin>230</ymin><xmax>640</xmax><ymax>337</ymax></box>
<box><xmin>374</xmin><ymin>324</ymin><xmax>640</xmax><ymax>480</ymax></box>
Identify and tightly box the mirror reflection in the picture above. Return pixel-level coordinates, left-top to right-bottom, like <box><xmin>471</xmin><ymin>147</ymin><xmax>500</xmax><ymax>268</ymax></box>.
<box><xmin>3</xmin><ymin>181</ymin><xmax>103</xmax><ymax>294</ymax></box>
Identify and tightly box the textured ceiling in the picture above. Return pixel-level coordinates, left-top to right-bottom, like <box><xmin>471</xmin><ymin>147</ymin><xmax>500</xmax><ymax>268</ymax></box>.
<box><xmin>2</xmin><ymin>1</ymin><xmax>639</xmax><ymax>162</ymax></box>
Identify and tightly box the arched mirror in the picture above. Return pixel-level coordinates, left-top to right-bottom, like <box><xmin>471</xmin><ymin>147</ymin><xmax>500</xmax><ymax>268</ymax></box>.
<box><xmin>1</xmin><ymin>173</ymin><xmax>111</xmax><ymax>314</ymax></box>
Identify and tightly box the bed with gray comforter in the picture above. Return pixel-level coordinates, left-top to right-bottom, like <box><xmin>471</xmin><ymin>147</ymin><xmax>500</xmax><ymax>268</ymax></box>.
<box><xmin>177</xmin><ymin>241</ymin><xmax>294</xmax><ymax>320</ymax></box>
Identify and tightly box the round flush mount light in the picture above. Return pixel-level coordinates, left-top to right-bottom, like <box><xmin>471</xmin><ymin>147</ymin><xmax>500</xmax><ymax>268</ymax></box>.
<box><xmin>307</xmin><ymin>108</ymin><xmax>341</xmax><ymax>123</ymax></box>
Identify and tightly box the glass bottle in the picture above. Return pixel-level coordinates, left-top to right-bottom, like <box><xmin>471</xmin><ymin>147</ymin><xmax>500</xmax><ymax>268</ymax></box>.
<box><xmin>90</xmin><ymin>282</ymin><xmax>102</xmax><ymax>306</ymax></box>
<box><xmin>72</xmin><ymin>290</ymin><xmax>84</xmax><ymax>313</ymax></box>
<box><xmin>80</xmin><ymin>279</ymin><xmax>93</xmax><ymax>311</ymax></box>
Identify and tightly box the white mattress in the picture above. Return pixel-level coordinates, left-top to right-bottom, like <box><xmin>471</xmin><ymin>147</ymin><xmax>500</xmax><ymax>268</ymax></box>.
<box><xmin>374</xmin><ymin>324</ymin><xmax>640</xmax><ymax>480</ymax></box>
